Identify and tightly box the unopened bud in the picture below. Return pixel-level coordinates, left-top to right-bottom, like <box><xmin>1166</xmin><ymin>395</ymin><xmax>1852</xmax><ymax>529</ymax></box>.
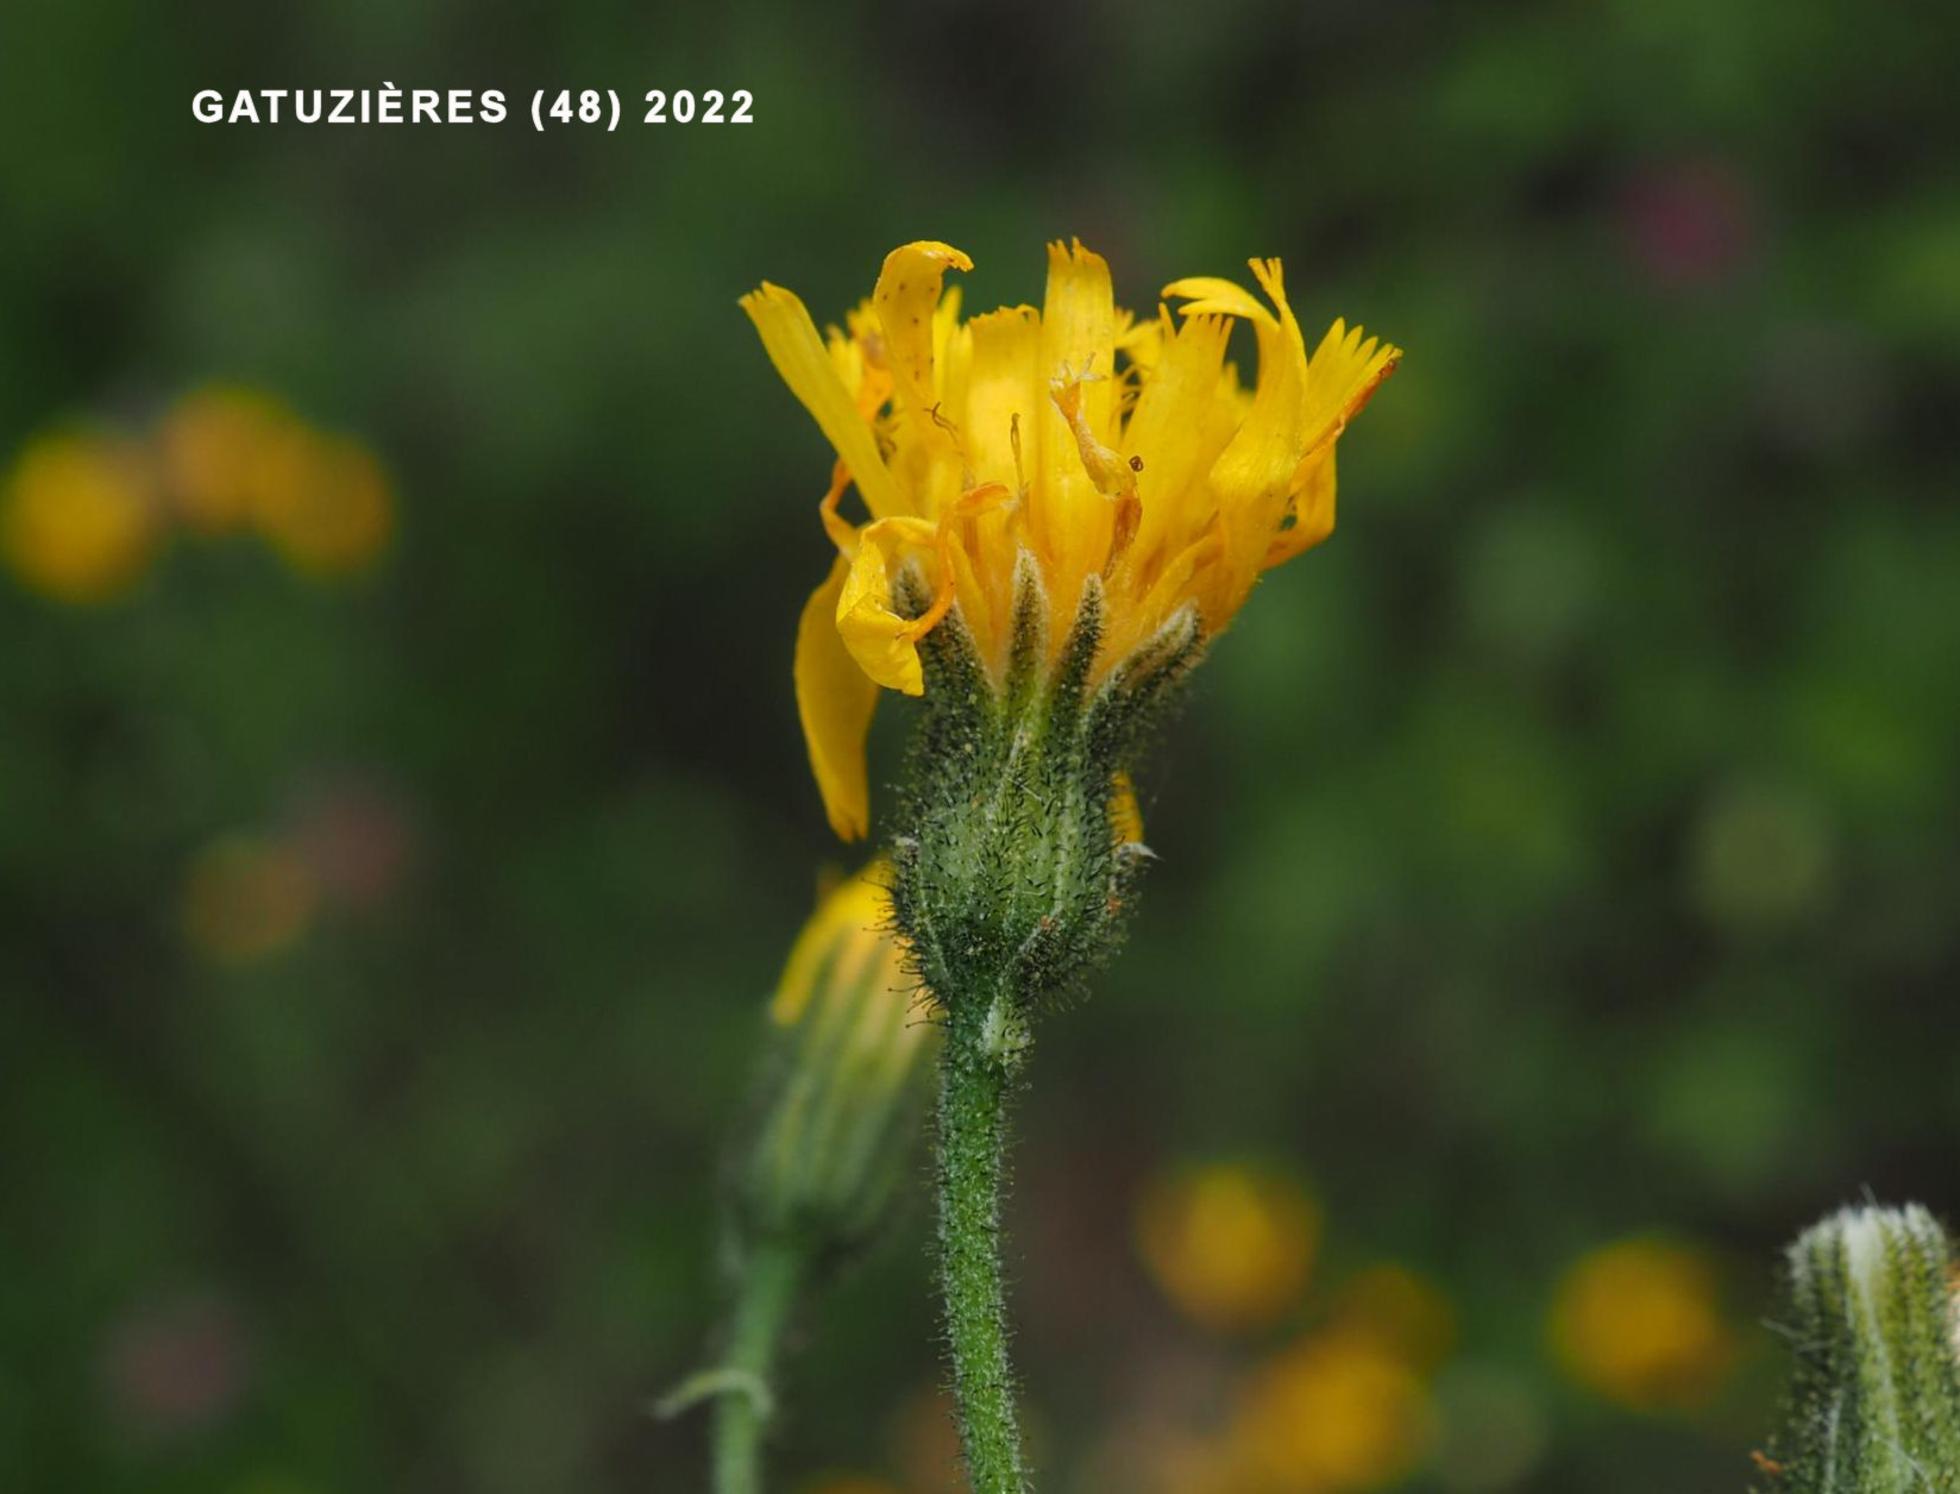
<box><xmin>730</xmin><ymin>863</ymin><xmax>938</xmax><ymax>1264</ymax></box>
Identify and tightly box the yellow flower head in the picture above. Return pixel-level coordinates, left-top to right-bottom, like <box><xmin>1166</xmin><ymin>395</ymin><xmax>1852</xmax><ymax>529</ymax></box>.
<box><xmin>743</xmin><ymin>240</ymin><xmax>1400</xmax><ymax>839</ymax></box>
<box><xmin>2</xmin><ymin>431</ymin><xmax>160</xmax><ymax>604</ymax></box>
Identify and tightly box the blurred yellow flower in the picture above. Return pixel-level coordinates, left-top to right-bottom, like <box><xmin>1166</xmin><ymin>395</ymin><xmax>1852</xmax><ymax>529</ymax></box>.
<box><xmin>1328</xmin><ymin>1264</ymin><xmax>1457</xmax><ymax>1374</ymax></box>
<box><xmin>1229</xmin><ymin>1331</ymin><xmax>1434</xmax><ymax>1491</ymax></box>
<box><xmin>158</xmin><ymin>385</ymin><xmax>300</xmax><ymax>533</ymax></box>
<box><xmin>252</xmin><ymin>427</ymin><xmax>395</xmax><ymax>576</ymax></box>
<box><xmin>2</xmin><ymin>431</ymin><xmax>159</xmax><ymax>603</ymax></box>
<box><xmin>1547</xmin><ymin>1237</ymin><xmax>1736</xmax><ymax>1411</ymax></box>
<box><xmin>181</xmin><ymin>835</ymin><xmax>318</xmax><ymax>966</ymax></box>
<box><xmin>743</xmin><ymin>240</ymin><xmax>1399</xmax><ymax>839</ymax></box>
<box><xmin>1137</xmin><ymin>1162</ymin><xmax>1320</xmax><ymax>1335</ymax></box>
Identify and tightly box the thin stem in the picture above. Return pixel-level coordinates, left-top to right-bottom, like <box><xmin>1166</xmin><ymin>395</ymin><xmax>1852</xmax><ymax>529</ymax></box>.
<box><xmin>712</xmin><ymin>1239</ymin><xmax>804</xmax><ymax>1494</ymax></box>
<box><xmin>936</xmin><ymin>998</ymin><xmax>1029</xmax><ymax>1493</ymax></box>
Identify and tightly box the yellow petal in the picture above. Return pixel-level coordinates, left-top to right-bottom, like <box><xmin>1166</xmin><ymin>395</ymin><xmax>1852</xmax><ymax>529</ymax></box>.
<box><xmin>874</xmin><ymin>241</ymin><xmax>973</xmax><ymax>414</ymax></box>
<box><xmin>1123</xmin><ymin>311</ymin><xmax>1234</xmax><ymax>567</ymax></box>
<box><xmin>1163</xmin><ymin>276</ymin><xmax>1277</xmax><ymax>327</ymax></box>
<box><xmin>825</xmin><ymin>322</ymin><xmax>866</xmax><ymax>398</ymax></box>
<box><xmin>742</xmin><ymin>282</ymin><xmax>907</xmax><ymax>519</ymax></box>
<box><xmin>1262</xmin><ymin>321</ymin><xmax>1397</xmax><ymax>572</ymax></box>
<box><xmin>1043</xmin><ymin>240</ymin><xmax>1119</xmax><ymax>437</ymax></box>
<box><xmin>949</xmin><ymin>305</ymin><xmax>1043</xmax><ymax>650</ymax></box>
<box><xmin>1303</xmin><ymin>319</ymin><xmax>1402</xmax><ymax>454</ymax></box>
<box><xmin>962</xmin><ymin>305</ymin><xmax>1043</xmax><ymax>492</ymax></box>
<box><xmin>836</xmin><ymin>517</ymin><xmax>937</xmax><ymax>695</ymax></box>
<box><xmin>796</xmin><ymin>555</ymin><xmax>881</xmax><ymax>841</ymax></box>
<box><xmin>1116</xmin><ymin>306</ymin><xmax>1165</xmax><ymax>377</ymax></box>
<box><xmin>1200</xmin><ymin>259</ymin><xmax>1311</xmax><ymax>621</ymax></box>
<box><xmin>1033</xmin><ymin>239</ymin><xmax>1118</xmax><ymax>606</ymax></box>
<box><xmin>1265</xmin><ymin>447</ymin><xmax>1337</xmax><ymax>571</ymax></box>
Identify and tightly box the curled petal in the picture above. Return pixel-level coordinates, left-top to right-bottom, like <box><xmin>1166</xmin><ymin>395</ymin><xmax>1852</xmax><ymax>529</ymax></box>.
<box><xmin>836</xmin><ymin>517</ymin><xmax>937</xmax><ymax>695</ymax></box>
<box><xmin>875</xmin><ymin>241</ymin><xmax>973</xmax><ymax>413</ymax></box>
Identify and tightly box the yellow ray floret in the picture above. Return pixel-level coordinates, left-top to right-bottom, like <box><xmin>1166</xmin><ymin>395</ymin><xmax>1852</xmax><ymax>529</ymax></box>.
<box><xmin>745</xmin><ymin>240</ymin><xmax>1400</xmax><ymax>840</ymax></box>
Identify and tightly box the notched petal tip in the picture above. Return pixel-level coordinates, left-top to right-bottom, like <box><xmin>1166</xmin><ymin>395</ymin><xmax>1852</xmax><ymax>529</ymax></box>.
<box><xmin>1303</xmin><ymin>319</ymin><xmax>1404</xmax><ymax>452</ymax></box>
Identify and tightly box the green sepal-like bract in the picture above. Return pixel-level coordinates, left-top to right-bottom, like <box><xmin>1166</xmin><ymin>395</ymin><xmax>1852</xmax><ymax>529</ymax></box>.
<box><xmin>1757</xmin><ymin>1203</ymin><xmax>1960</xmax><ymax>1492</ymax></box>
<box><xmin>888</xmin><ymin>554</ymin><xmax>1202</xmax><ymax>1044</ymax></box>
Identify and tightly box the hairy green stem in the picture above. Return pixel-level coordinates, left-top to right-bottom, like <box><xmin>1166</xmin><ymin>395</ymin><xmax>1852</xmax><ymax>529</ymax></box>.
<box><xmin>712</xmin><ymin>1240</ymin><xmax>804</xmax><ymax>1494</ymax></box>
<box><xmin>937</xmin><ymin>994</ymin><xmax>1030</xmax><ymax>1493</ymax></box>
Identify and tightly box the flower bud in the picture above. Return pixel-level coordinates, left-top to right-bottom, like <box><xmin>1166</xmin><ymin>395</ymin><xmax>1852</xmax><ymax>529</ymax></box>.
<box><xmin>730</xmin><ymin>864</ymin><xmax>938</xmax><ymax>1264</ymax></box>
<box><xmin>1758</xmin><ymin>1203</ymin><xmax>1960</xmax><ymax>1491</ymax></box>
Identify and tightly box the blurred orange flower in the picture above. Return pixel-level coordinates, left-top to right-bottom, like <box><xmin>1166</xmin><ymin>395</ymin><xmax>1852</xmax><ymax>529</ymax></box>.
<box><xmin>252</xmin><ymin>426</ymin><xmax>394</xmax><ymax>576</ymax></box>
<box><xmin>157</xmin><ymin>384</ymin><xmax>301</xmax><ymax>534</ymax></box>
<box><xmin>2</xmin><ymin>431</ymin><xmax>159</xmax><ymax>603</ymax></box>
<box><xmin>1547</xmin><ymin>1237</ymin><xmax>1736</xmax><ymax>1411</ymax></box>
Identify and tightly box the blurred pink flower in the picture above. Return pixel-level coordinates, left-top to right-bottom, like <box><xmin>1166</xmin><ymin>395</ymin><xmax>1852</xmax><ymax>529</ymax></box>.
<box><xmin>285</xmin><ymin>770</ymin><xmax>421</xmax><ymax>913</ymax></box>
<box><xmin>1623</xmin><ymin>158</ymin><xmax>1757</xmax><ymax>289</ymax></box>
<box><xmin>101</xmin><ymin>1291</ymin><xmax>254</xmax><ymax>1438</ymax></box>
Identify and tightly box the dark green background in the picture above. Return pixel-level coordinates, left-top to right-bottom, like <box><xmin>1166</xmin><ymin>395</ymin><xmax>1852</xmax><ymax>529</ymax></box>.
<box><xmin>4</xmin><ymin>0</ymin><xmax>1957</xmax><ymax>1488</ymax></box>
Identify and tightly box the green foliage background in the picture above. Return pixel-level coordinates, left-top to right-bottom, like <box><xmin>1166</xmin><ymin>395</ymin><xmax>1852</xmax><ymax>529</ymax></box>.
<box><xmin>3</xmin><ymin>0</ymin><xmax>1956</xmax><ymax>1489</ymax></box>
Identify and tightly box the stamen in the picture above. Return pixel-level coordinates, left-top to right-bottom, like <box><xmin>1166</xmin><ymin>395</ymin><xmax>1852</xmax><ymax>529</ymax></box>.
<box><xmin>1050</xmin><ymin>374</ymin><xmax>1131</xmax><ymax>497</ymax></box>
<box><xmin>928</xmin><ymin>402</ymin><xmax>979</xmax><ymax>490</ymax></box>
